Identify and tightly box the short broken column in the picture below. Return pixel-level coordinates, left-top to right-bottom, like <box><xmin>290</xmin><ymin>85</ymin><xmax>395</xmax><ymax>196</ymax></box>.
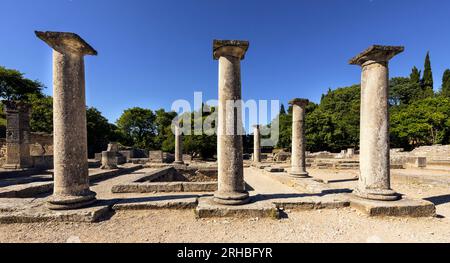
<box><xmin>350</xmin><ymin>45</ymin><xmax>404</xmax><ymax>201</ymax></box>
<box><xmin>289</xmin><ymin>98</ymin><xmax>309</xmax><ymax>178</ymax></box>
<box><xmin>36</xmin><ymin>31</ymin><xmax>98</xmax><ymax>210</ymax></box>
<box><xmin>213</xmin><ymin>40</ymin><xmax>250</xmax><ymax>205</ymax></box>
<box><xmin>347</xmin><ymin>148</ymin><xmax>355</xmax><ymax>158</ymax></box>
<box><xmin>253</xmin><ymin>125</ymin><xmax>261</xmax><ymax>163</ymax></box>
<box><xmin>174</xmin><ymin>124</ymin><xmax>184</xmax><ymax>164</ymax></box>
<box><xmin>101</xmin><ymin>143</ymin><xmax>118</xmax><ymax>170</ymax></box>
<box><xmin>2</xmin><ymin>101</ymin><xmax>32</xmax><ymax>169</ymax></box>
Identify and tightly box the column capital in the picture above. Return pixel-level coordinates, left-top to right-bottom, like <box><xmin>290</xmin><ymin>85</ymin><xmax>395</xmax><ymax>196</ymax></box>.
<box><xmin>213</xmin><ymin>40</ymin><xmax>249</xmax><ymax>60</ymax></box>
<box><xmin>35</xmin><ymin>31</ymin><xmax>98</xmax><ymax>56</ymax></box>
<box><xmin>349</xmin><ymin>45</ymin><xmax>404</xmax><ymax>66</ymax></box>
<box><xmin>253</xmin><ymin>124</ymin><xmax>261</xmax><ymax>129</ymax></box>
<box><xmin>289</xmin><ymin>98</ymin><xmax>309</xmax><ymax>108</ymax></box>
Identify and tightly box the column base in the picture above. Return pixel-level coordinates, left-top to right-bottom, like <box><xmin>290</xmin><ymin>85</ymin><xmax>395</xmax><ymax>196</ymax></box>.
<box><xmin>213</xmin><ymin>191</ymin><xmax>250</xmax><ymax>206</ymax></box>
<box><xmin>47</xmin><ymin>191</ymin><xmax>97</xmax><ymax>210</ymax></box>
<box><xmin>100</xmin><ymin>165</ymin><xmax>118</xmax><ymax>170</ymax></box>
<box><xmin>289</xmin><ymin>171</ymin><xmax>310</xmax><ymax>178</ymax></box>
<box><xmin>173</xmin><ymin>161</ymin><xmax>185</xmax><ymax>165</ymax></box>
<box><xmin>353</xmin><ymin>187</ymin><xmax>401</xmax><ymax>201</ymax></box>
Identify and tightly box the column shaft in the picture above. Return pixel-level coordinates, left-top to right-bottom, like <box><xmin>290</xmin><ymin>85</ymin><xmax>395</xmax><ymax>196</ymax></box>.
<box><xmin>349</xmin><ymin>45</ymin><xmax>404</xmax><ymax>201</ymax></box>
<box><xmin>289</xmin><ymin>99</ymin><xmax>309</xmax><ymax>178</ymax></box>
<box><xmin>253</xmin><ymin>125</ymin><xmax>261</xmax><ymax>163</ymax></box>
<box><xmin>52</xmin><ymin>50</ymin><xmax>94</xmax><ymax>203</ymax></box>
<box><xmin>36</xmin><ymin>31</ymin><xmax>98</xmax><ymax>210</ymax></box>
<box><xmin>174</xmin><ymin>125</ymin><xmax>184</xmax><ymax>164</ymax></box>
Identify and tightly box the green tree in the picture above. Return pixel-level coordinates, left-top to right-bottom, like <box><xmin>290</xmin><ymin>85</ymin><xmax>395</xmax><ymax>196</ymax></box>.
<box><xmin>410</xmin><ymin>66</ymin><xmax>421</xmax><ymax>84</ymax></box>
<box><xmin>182</xmin><ymin>105</ymin><xmax>217</xmax><ymax>159</ymax></box>
<box><xmin>391</xmin><ymin>96</ymin><xmax>450</xmax><ymax>147</ymax></box>
<box><xmin>389</xmin><ymin>76</ymin><xmax>423</xmax><ymax>106</ymax></box>
<box><xmin>27</xmin><ymin>93</ymin><xmax>53</xmax><ymax>133</ymax></box>
<box><xmin>421</xmin><ymin>52</ymin><xmax>434</xmax><ymax>97</ymax></box>
<box><xmin>441</xmin><ymin>69</ymin><xmax>450</xmax><ymax>98</ymax></box>
<box><xmin>116</xmin><ymin>107</ymin><xmax>156</xmax><ymax>150</ymax></box>
<box><xmin>86</xmin><ymin>107</ymin><xmax>115</xmax><ymax>157</ymax></box>
<box><xmin>154</xmin><ymin>109</ymin><xmax>177</xmax><ymax>150</ymax></box>
<box><xmin>0</xmin><ymin>66</ymin><xmax>44</xmax><ymax>101</ymax></box>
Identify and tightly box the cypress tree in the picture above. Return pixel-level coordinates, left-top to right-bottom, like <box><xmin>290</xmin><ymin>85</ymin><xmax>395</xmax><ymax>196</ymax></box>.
<box><xmin>280</xmin><ymin>104</ymin><xmax>286</xmax><ymax>115</ymax></box>
<box><xmin>442</xmin><ymin>69</ymin><xmax>450</xmax><ymax>98</ymax></box>
<box><xmin>410</xmin><ymin>66</ymin><xmax>421</xmax><ymax>84</ymax></box>
<box><xmin>422</xmin><ymin>52</ymin><xmax>434</xmax><ymax>96</ymax></box>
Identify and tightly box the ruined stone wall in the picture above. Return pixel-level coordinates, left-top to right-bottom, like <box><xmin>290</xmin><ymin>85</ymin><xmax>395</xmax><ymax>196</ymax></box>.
<box><xmin>410</xmin><ymin>145</ymin><xmax>450</xmax><ymax>162</ymax></box>
<box><xmin>29</xmin><ymin>132</ymin><xmax>53</xmax><ymax>156</ymax></box>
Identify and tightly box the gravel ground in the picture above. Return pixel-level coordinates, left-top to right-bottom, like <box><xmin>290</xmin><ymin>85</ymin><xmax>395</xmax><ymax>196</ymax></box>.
<box><xmin>0</xmin><ymin>208</ymin><xmax>449</xmax><ymax>243</ymax></box>
<box><xmin>0</xmin><ymin>167</ymin><xmax>449</xmax><ymax>243</ymax></box>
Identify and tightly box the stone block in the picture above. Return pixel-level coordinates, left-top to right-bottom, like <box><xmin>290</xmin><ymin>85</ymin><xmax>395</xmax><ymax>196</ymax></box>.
<box><xmin>349</xmin><ymin>195</ymin><xmax>436</xmax><ymax>217</ymax></box>
<box><xmin>195</xmin><ymin>197</ymin><xmax>280</xmax><ymax>219</ymax></box>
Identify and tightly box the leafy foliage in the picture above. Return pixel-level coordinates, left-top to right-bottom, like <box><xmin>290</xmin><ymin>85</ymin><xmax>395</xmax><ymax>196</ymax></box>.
<box><xmin>116</xmin><ymin>107</ymin><xmax>156</xmax><ymax>150</ymax></box>
<box><xmin>0</xmin><ymin>66</ymin><xmax>44</xmax><ymax>101</ymax></box>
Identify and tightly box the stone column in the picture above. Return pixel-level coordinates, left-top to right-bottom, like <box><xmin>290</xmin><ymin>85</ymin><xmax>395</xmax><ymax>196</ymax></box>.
<box><xmin>349</xmin><ymin>45</ymin><xmax>404</xmax><ymax>201</ymax></box>
<box><xmin>289</xmin><ymin>98</ymin><xmax>309</xmax><ymax>178</ymax></box>
<box><xmin>2</xmin><ymin>101</ymin><xmax>32</xmax><ymax>169</ymax></box>
<box><xmin>36</xmin><ymin>31</ymin><xmax>98</xmax><ymax>210</ymax></box>
<box><xmin>253</xmin><ymin>125</ymin><xmax>261</xmax><ymax>163</ymax></box>
<box><xmin>213</xmin><ymin>40</ymin><xmax>250</xmax><ymax>205</ymax></box>
<box><xmin>347</xmin><ymin>148</ymin><xmax>355</xmax><ymax>159</ymax></box>
<box><xmin>174</xmin><ymin>124</ymin><xmax>184</xmax><ymax>164</ymax></box>
<box><xmin>101</xmin><ymin>151</ymin><xmax>118</xmax><ymax>170</ymax></box>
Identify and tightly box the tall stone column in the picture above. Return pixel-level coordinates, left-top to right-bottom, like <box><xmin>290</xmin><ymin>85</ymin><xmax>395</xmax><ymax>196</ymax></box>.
<box><xmin>253</xmin><ymin>125</ymin><xmax>261</xmax><ymax>163</ymax></box>
<box><xmin>2</xmin><ymin>101</ymin><xmax>32</xmax><ymax>169</ymax></box>
<box><xmin>213</xmin><ymin>40</ymin><xmax>250</xmax><ymax>205</ymax></box>
<box><xmin>289</xmin><ymin>98</ymin><xmax>309</xmax><ymax>178</ymax></box>
<box><xmin>349</xmin><ymin>45</ymin><xmax>404</xmax><ymax>201</ymax></box>
<box><xmin>36</xmin><ymin>31</ymin><xmax>98</xmax><ymax>210</ymax></box>
<box><xmin>174</xmin><ymin>124</ymin><xmax>184</xmax><ymax>164</ymax></box>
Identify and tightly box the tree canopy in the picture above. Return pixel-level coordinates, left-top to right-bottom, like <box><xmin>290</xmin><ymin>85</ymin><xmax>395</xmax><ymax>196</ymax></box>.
<box><xmin>0</xmin><ymin>66</ymin><xmax>44</xmax><ymax>101</ymax></box>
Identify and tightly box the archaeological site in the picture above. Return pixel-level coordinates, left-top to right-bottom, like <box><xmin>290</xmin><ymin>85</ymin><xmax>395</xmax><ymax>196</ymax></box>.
<box><xmin>1</xmin><ymin>1</ymin><xmax>449</xmax><ymax>251</ymax></box>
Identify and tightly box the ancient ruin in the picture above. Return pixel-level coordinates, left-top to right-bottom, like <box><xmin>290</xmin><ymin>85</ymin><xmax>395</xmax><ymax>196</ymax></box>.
<box><xmin>0</xmin><ymin>30</ymin><xmax>448</xmax><ymax>244</ymax></box>
<box><xmin>2</xmin><ymin>101</ymin><xmax>32</xmax><ymax>169</ymax></box>
<box><xmin>350</xmin><ymin>45</ymin><xmax>404</xmax><ymax>201</ymax></box>
<box><xmin>253</xmin><ymin>125</ymin><xmax>261</xmax><ymax>164</ymax></box>
<box><xmin>174</xmin><ymin>124</ymin><xmax>184</xmax><ymax>165</ymax></box>
<box><xmin>36</xmin><ymin>31</ymin><xmax>98</xmax><ymax>210</ymax></box>
<box><xmin>289</xmin><ymin>98</ymin><xmax>309</xmax><ymax>178</ymax></box>
<box><xmin>213</xmin><ymin>40</ymin><xmax>250</xmax><ymax>205</ymax></box>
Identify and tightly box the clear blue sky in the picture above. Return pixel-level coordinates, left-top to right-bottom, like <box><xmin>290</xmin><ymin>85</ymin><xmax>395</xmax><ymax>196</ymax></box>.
<box><xmin>1</xmin><ymin>0</ymin><xmax>449</xmax><ymax>124</ymax></box>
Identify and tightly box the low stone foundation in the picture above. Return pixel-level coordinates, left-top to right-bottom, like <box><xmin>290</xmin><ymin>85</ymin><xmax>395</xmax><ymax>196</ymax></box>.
<box><xmin>112</xmin><ymin>167</ymin><xmax>219</xmax><ymax>193</ymax></box>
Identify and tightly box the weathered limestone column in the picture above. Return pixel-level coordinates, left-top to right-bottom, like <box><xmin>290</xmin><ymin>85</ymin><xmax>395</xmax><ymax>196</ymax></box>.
<box><xmin>100</xmin><ymin>151</ymin><xmax>118</xmax><ymax>170</ymax></box>
<box><xmin>289</xmin><ymin>98</ymin><xmax>309</xmax><ymax>178</ymax></box>
<box><xmin>213</xmin><ymin>40</ymin><xmax>250</xmax><ymax>205</ymax></box>
<box><xmin>2</xmin><ymin>101</ymin><xmax>32</xmax><ymax>169</ymax></box>
<box><xmin>100</xmin><ymin>143</ymin><xmax>119</xmax><ymax>169</ymax></box>
<box><xmin>347</xmin><ymin>148</ymin><xmax>355</xmax><ymax>159</ymax></box>
<box><xmin>350</xmin><ymin>45</ymin><xmax>404</xmax><ymax>201</ymax></box>
<box><xmin>36</xmin><ymin>31</ymin><xmax>97</xmax><ymax>210</ymax></box>
<box><xmin>174</xmin><ymin>124</ymin><xmax>184</xmax><ymax>164</ymax></box>
<box><xmin>253</xmin><ymin>125</ymin><xmax>261</xmax><ymax>163</ymax></box>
